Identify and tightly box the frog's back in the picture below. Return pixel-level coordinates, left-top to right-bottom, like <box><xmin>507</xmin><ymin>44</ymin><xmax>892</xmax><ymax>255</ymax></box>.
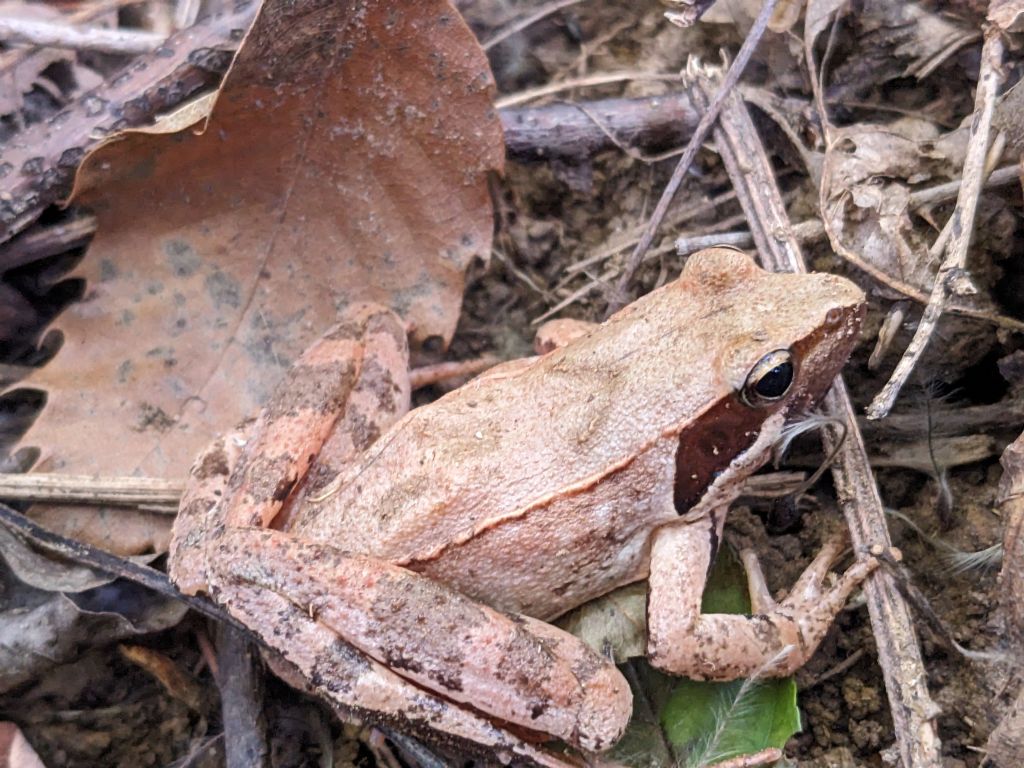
<box><xmin>296</xmin><ymin>277</ymin><xmax>719</xmax><ymax>564</ymax></box>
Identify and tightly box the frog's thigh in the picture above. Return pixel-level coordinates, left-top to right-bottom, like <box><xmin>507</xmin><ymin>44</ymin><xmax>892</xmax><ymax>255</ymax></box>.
<box><xmin>211</xmin><ymin>527</ymin><xmax>630</xmax><ymax>753</ymax></box>
<box><xmin>220</xmin><ymin>570</ymin><xmax>578</xmax><ymax>768</ymax></box>
<box><xmin>646</xmin><ymin>510</ymin><xmax>878</xmax><ymax>680</ymax></box>
<box><xmin>221</xmin><ymin>304</ymin><xmax>409</xmax><ymax>530</ymax></box>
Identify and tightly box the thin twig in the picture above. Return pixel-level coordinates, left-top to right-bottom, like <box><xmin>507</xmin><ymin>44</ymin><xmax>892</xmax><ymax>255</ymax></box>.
<box><xmin>481</xmin><ymin>0</ymin><xmax>586</xmax><ymax>51</ymax></box>
<box><xmin>564</xmin><ymin>188</ymin><xmax>743</xmax><ymax>278</ymax></box>
<box><xmin>610</xmin><ymin>0</ymin><xmax>781</xmax><ymax>310</ymax></box>
<box><xmin>501</xmin><ymin>93</ymin><xmax>700</xmax><ymax>162</ymax></box>
<box><xmin>0</xmin><ymin>17</ymin><xmax>164</xmax><ymax>55</ymax></box>
<box><xmin>0</xmin><ymin>500</ymin><xmax>246</xmax><ymax>630</ymax></box>
<box><xmin>910</xmin><ymin>163</ymin><xmax>1017</xmax><ymax>207</ymax></box>
<box><xmin>701</xmin><ymin>65</ymin><xmax>943</xmax><ymax>768</ymax></box>
<box><xmin>217</xmin><ymin>624</ymin><xmax>271</xmax><ymax>768</ymax></box>
<box><xmin>495</xmin><ymin>72</ymin><xmax>684</xmax><ymax>110</ymax></box>
<box><xmin>669</xmin><ymin>163</ymin><xmax>1019</xmax><ymax>258</ymax></box>
<box><xmin>866</xmin><ymin>32</ymin><xmax>1005</xmax><ymax>420</ymax></box>
<box><xmin>0</xmin><ymin>472</ymin><xmax>182</xmax><ymax>507</ymax></box>
<box><xmin>408</xmin><ymin>356</ymin><xmax>499</xmax><ymax>389</ymax></box>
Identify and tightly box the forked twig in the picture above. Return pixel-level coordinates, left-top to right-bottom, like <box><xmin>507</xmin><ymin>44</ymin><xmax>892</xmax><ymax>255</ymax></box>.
<box><xmin>866</xmin><ymin>31</ymin><xmax>1006</xmax><ymax>419</ymax></box>
<box><xmin>610</xmin><ymin>0</ymin><xmax>780</xmax><ymax>310</ymax></box>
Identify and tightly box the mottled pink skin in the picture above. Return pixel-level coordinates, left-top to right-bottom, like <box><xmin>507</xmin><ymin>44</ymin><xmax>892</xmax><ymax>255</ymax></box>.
<box><xmin>170</xmin><ymin>249</ymin><xmax>876</xmax><ymax>765</ymax></box>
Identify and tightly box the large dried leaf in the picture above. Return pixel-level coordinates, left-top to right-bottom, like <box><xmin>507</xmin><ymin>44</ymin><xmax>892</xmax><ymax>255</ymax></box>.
<box><xmin>14</xmin><ymin>0</ymin><xmax>502</xmax><ymax>552</ymax></box>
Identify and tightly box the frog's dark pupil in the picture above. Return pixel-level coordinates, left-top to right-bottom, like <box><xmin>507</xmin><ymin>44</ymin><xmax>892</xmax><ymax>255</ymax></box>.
<box><xmin>755</xmin><ymin>361</ymin><xmax>794</xmax><ymax>398</ymax></box>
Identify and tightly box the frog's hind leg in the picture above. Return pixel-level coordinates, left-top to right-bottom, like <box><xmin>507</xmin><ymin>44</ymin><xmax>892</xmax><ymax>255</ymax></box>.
<box><xmin>221</xmin><ymin>304</ymin><xmax>410</xmax><ymax>531</ymax></box>
<box><xmin>207</xmin><ymin>526</ymin><xmax>631</xmax><ymax>755</ymax></box>
<box><xmin>646</xmin><ymin>509</ymin><xmax>878</xmax><ymax>679</ymax></box>
<box><xmin>170</xmin><ymin>304</ymin><xmax>409</xmax><ymax>593</ymax></box>
<box><xmin>223</xmin><ymin>569</ymin><xmax>583</xmax><ymax>768</ymax></box>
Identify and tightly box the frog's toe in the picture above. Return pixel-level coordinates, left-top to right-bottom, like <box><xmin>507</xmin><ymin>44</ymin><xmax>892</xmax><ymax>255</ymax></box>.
<box><xmin>570</xmin><ymin>657</ymin><xmax>632</xmax><ymax>752</ymax></box>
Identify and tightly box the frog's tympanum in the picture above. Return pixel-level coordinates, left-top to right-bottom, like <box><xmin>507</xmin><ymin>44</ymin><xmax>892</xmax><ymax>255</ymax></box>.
<box><xmin>170</xmin><ymin>248</ymin><xmax>875</xmax><ymax>767</ymax></box>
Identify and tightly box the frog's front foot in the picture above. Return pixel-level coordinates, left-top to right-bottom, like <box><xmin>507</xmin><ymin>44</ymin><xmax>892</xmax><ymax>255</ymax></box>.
<box><xmin>647</xmin><ymin>521</ymin><xmax>878</xmax><ymax>680</ymax></box>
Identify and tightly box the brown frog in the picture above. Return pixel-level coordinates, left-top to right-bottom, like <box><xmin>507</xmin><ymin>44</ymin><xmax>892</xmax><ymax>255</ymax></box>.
<box><xmin>169</xmin><ymin>247</ymin><xmax>875</xmax><ymax>766</ymax></box>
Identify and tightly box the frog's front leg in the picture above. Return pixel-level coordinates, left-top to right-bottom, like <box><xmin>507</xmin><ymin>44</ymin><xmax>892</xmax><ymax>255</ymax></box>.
<box><xmin>208</xmin><ymin>527</ymin><xmax>632</xmax><ymax>754</ymax></box>
<box><xmin>646</xmin><ymin>508</ymin><xmax>878</xmax><ymax>679</ymax></box>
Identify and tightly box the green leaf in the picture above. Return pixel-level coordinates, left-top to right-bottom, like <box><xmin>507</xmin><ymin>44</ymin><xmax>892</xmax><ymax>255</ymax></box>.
<box><xmin>603</xmin><ymin>545</ymin><xmax>801</xmax><ymax>768</ymax></box>
<box><xmin>661</xmin><ymin>677</ymin><xmax>800</xmax><ymax>766</ymax></box>
<box><xmin>699</xmin><ymin>542</ymin><xmax>752</xmax><ymax>615</ymax></box>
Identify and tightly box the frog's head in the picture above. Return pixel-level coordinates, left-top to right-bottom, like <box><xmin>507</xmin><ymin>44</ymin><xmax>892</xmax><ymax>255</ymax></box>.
<box><xmin>669</xmin><ymin>247</ymin><xmax>865</xmax><ymax>514</ymax></box>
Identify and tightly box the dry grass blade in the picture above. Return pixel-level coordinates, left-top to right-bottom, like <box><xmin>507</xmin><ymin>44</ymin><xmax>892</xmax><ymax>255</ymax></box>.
<box><xmin>481</xmin><ymin>0</ymin><xmax>586</xmax><ymax>51</ymax></box>
<box><xmin>611</xmin><ymin>0</ymin><xmax>781</xmax><ymax>310</ymax></box>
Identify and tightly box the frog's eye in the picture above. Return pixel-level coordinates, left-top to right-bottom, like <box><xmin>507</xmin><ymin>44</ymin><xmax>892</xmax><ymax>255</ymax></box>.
<box><xmin>741</xmin><ymin>349</ymin><xmax>795</xmax><ymax>407</ymax></box>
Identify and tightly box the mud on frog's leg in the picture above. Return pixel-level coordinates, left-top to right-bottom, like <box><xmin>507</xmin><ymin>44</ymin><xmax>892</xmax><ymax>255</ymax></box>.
<box><xmin>646</xmin><ymin>508</ymin><xmax>878</xmax><ymax>679</ymax></box>
<box><xmin>220</xmin><ymin>304</ymin><xmax>410</xmax><ymax>530</ymax></box>
<box><xmin>208</xmin><ymin>527</ymin><xmax>631</xmax><ymax>754</ymax></box>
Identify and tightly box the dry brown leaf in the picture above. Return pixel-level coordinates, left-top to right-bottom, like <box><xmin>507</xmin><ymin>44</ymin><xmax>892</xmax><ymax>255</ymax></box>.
<box><xmin>804</xmin><ymin>0</ymin><xmax>847</xmax><ymax>43</ymax></box>
<box><xmin>994</xmin><ymin>78</ymin><xmax>1024</xmax><ymax>154</ymax></box>
<box><xmin>989</xmin><ymin>0</ymin><xmax>1024</xmax><ymax>31</ymax></box>
<box><xmin>0</xmin><ymin>578</ymin><xmax>187</xmax><ymax>693</ymax></box>
<box><xmin>0</xmin><ymin>522</ymin><xmax>157</xmax><ymax>592</ymax></box>
<box><xmin>821</xmin><ymin>123</ymin><xmax>963</xmax><ymax>294</ymax></box>
<box><xmin>13</xmin><ymin>0</ymin><xmax>502</xmax><ymax>553</ymax></box>
<box><xmin>557</xmin><ymin>581</ymin><xmax>648</xmax><ymax>663</ymax></box>
<box><xmin>823</xmin><ymin>1</ymin><xmax>978</xmax><ymax>97</ymax></box>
